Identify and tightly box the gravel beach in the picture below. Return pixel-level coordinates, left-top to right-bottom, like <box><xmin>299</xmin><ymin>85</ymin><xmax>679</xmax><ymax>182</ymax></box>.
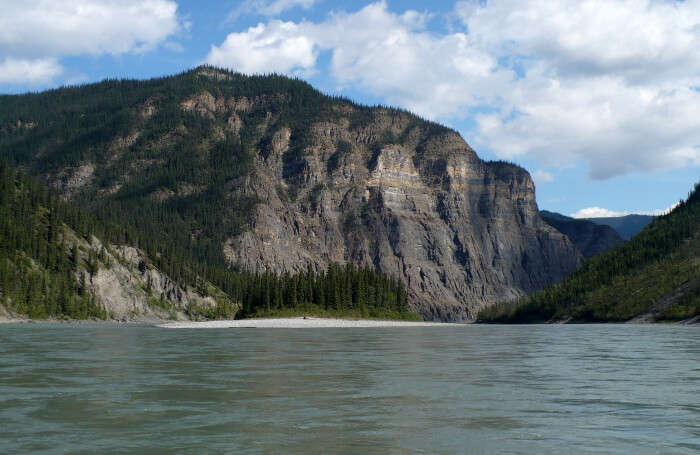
<box><xmin>157</xmin><ymin>317</ymin><xmax>463</xmax><ymax>328</ymax></box>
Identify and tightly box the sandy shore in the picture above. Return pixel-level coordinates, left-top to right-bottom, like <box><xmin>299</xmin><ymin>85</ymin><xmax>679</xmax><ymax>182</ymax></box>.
<box><xmin>157</xmin><ymin>317</ymin><xmax>463</xmax><ymax>328</ymax></box>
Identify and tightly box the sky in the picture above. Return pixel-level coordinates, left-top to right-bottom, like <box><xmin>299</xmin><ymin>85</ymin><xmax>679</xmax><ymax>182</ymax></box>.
<box><xmin>0</xmin><ymin>0</ymin><xmax>698</xmax><ymax>218</ymax></box>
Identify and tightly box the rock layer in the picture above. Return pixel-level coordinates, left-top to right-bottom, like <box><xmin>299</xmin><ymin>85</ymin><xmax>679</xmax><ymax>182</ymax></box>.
<box><xmin>1</xmin><ymin>68</ymin><xmax>583</xmax><ymax>321</ymax></box>
<box><xmin>220</xmin><ymin>107</ymin><xmax>582</xmax><ymax>320</ymax></box>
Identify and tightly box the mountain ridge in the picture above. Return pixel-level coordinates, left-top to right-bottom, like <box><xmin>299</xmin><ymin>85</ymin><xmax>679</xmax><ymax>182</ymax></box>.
<box><xmin>480</xmin><ymin>183</ymin><xmax>700</xmax><ymax>323</ymax></box>
<box><xmin>540</xmin><ymin>210</ymin><xmax>624</xmax><ymax>258</ymax></box>
<box><xmin>584</xmin><ymin>214</ymin><xmax>655</xmax><ymax>240</ymax></box>
<box><xmin>0</xmin><ymin>66</ymin><xmax>583</xmax><ymax>320</ymax></box>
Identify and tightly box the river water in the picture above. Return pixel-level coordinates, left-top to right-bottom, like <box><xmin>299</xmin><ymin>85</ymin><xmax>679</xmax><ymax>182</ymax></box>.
<box><xmin>0</xmin><ymin>323</ymin><xmax>698</xmax><ymax>454</ymax></box>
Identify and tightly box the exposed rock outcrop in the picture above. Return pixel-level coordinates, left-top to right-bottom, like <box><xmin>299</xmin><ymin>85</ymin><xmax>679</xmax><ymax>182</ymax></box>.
<box><xmin>220</xmin><ymin>110</ymin><xmax>582</xmax><ymax>320</ymax></box>
<box><xmin>68</xmin><ymin>233</ymin><xmax>235</xmax><ymax>322</ymax></box>
<box><xmin>1</xmin><ymin>67</ymin><xmax>584</xmax><ymax>321</ymax></box>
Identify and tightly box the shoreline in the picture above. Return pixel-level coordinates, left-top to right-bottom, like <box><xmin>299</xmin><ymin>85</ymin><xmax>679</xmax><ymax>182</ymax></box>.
<box><xmin>157</xmin><ymin>317</ymin><xmax>464</xmax><ymax>328</ymax></box>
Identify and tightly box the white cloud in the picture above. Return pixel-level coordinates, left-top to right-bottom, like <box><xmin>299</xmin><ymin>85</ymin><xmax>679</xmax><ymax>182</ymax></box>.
<box><xmin>208</xmin><ymin>0</ymin><xmax>700</xmax><ymax>180</ymax></box>
<box><xmin>571</xmin><ymin>202</ymin><xmax>680</xmax><ymax>218</ymax></box>
<box><xmin>571</xmin><ymin>207</ymin><xmax>629</xmax><ymax>218</ymax></box>
<box><xmin>0</xmin><ymin>58</ymin><xmax>63</xmax><ymax>85</ymax></box>
<box><xmin>206</xmin><ymin>21</ymin><xmax>317</xmax><ymax>74</ymax></box>
<box><xmin>314</xmin><ymin>3</ymin><xmax>512</xmax><ymax>118</ymax></box>
<box><xmin>642</xmin><ymin>201</ymin><xmax>680</xmax><ymax>216</ymax></box>
<box><xmin>532</xmin><ymin>170</ymin><xmax>554</xmax><ymax>184</ymax></box>
<box><xmin>457</xmin><ymin>0</ymin><xmax>700</xmax><ymax>85</ymax></box>
<box><xmin>0</xmin><ymin>0</ymin><xmax>182</xmax><ymax>58</ymax></box>
<box><xmin>473</xmin><ymin>77</ymin><xmax>700</xmax><ymax>179</ymax></box>
<box><xmin>209</xmin><ymin>2</ymin><xmax>513</xmax><ymax>117</ymax></box>
<box><xmin>459</xmin><ymin>0</ymin><xmax>700</xmax><ymax>180</ymax></box>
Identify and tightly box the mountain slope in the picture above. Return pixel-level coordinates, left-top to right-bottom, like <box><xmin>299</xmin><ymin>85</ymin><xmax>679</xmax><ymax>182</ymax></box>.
<box><xmin>0</xmin><ymin>66</ymin><xmax>582</xmax><ymax>320</ymax></box>
<box><xmin>585</xmin><ymin>215</ymin><xmax>654</xmax><ymax>240</ymax></box>
<box><xmin>540</xmin><ymin>211</ymin><xmax>624</xmax><ymax>258</ymax></box>
<box><xmin>480</xmin><ymin>184</ymin><xmax>700</xmax><ymax>323</ymax></box>
<box><xmin>0</xmin><ymin>162</ymin><xmax>236</xmax><ymax>321</ymax></box>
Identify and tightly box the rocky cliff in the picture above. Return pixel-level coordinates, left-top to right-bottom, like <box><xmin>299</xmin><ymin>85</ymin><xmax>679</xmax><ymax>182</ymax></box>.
<box><xmin>81</xmin><ymin>238</ymin><xmax>233</xmax><ymax>322</ymax></box>
<box><xmin>480</xmin><ymin>183</ymin><xmax>700</xmax><ymax>323</ymax></box>
<box><xmin>223</xmin><ymin>115</ymin><xmax>582</xmax><ymax>320</ymax></box>
<box><xmin>0</xmin><ymin>67</ymin><xmax>583</xmax><ymax>321</ymax></box>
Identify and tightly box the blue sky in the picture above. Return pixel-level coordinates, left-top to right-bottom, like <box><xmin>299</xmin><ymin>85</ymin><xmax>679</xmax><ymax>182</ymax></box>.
<box><xmin>1</xmin><ymin>0</ymin><xmax>698</xmax><ymax>217</ymax></box>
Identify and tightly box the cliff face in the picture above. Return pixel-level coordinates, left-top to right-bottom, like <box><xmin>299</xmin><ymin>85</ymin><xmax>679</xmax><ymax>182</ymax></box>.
<box><xmin>0</xmin><ymin>67</ymin><xmax>583</xmax><ymax>321</ymax></box>
<box><xmin>0</xmin><ymin>229</ymin><xmax>236</xmax><ymax>323</ymax></box>
<box><xmin>84</xmin><ymin>240</ymin><xmax>233</xmax><ymax>322</ymax></box>
<box><xmin>480</xmin><ymin>183</ymin><xmax>700</xmax><ymax>324</ymax></box>
<box><xmin>220</xmin><ymin>106</ymin><xmax>582</xmax><ymax>320</ymax></box>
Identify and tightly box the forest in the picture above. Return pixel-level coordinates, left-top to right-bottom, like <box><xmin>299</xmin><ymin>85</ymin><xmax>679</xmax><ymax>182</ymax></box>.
<box><xmin>0</xmin><ymin>161</ymin><xmax>414</xmax><ymax>320</ymax></box>
<box><xmin>0</xmin><ymin>162</ymin><xmax>107</xmax><ymax>319</ymax></box>
<box><xmin>479</xmin><ymin>183</ymin><xmax>700</xmax><ymax>322</ymax></box>
<box><xmin>0</xmin><ymin>66</ymin><xmax>435</xmax><ymax>320</ymax></box>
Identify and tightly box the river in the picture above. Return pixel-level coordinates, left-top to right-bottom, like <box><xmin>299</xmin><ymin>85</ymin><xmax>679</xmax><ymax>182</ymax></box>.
<box><xmin>1</xmin><ymin>323</ymin><xmax>698</xmax><ymax>454</ymax></box>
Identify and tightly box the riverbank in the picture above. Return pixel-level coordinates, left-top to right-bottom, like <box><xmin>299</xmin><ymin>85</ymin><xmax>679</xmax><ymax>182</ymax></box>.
<box><xmin>157</xmin><ymin>317</ymin><xmax>462</xmax><ymax>328</ymax></box>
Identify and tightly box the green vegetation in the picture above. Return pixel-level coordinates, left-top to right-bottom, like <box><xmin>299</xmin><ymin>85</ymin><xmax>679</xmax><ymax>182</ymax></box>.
<box><xmin>0</xmin><ymin>160</ymin><xmax>415</xmax><ymax>320</ymax></box>
<box><xmin>226</xmin><ymin>263</ymin><xmax>414</xmax><ymax>320</ymax></box>
<box><xmin>0</xmin><ymin>66</ymin><xmax>427</xmax><ymax>321</ymax></box>
<box><xmin>479</xmin><ymin>183</ymin><xmax>700</xmax><ymax>323</ymax></box>
<box><xmin>0</xmin><ymin>162</ymin><xmax>107</xmax><ymax>319</ymax></box>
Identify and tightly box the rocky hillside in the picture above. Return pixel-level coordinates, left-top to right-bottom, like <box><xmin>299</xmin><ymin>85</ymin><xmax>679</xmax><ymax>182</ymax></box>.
<box><xmin>540</xmin><ymin>211</ymin><xmax>624</xmax><ymax>258</ymax></box>
<box><xmin>0</xmin><ymin>67</ymin><xmax>582</xmax><ymax>320</ymax></box>
<box><xmin>0</xmin><ymin>163</ymin><xmax>235</xmax><ymax>321</ymax></box>
<box><xmin>480</xmin><ymin>183</ymin><xmax>700</xmax><ymax>323</ymax></box>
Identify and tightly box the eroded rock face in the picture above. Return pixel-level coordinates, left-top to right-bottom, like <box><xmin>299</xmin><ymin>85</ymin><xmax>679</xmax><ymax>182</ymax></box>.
<box><xmin>5</xmin><ymin>71</ymin><xmax>582</xmax><ymax>322</ymax></box>
<box><xmin>46</xmin><ymin>163</ymin><xmax>96</xmax><ymax>199</ymax></box>
<box><xmin>223</xmin><ymin>110</ymin><xmax>582</xmax><ymax>321</ymax></box>
<box><xmin>80</xmin><ymin>236</ymin><xmax>229</xmax><ymax>321</ymax></box>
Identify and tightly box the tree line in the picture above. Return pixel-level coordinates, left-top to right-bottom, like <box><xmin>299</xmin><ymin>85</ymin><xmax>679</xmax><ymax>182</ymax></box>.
<box><xmin>0</xmin><ymin>162</ymin><xmax>415</xmax><ymax>320</ymax></box>
<box><xmin>479</xmin><ymin>182</ymin><xmax>700</xmax><ymax>322</ymax></box>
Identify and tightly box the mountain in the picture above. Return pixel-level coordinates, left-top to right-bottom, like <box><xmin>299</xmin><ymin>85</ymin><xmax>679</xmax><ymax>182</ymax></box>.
<box><xmin>540</xmin><ymin>210</ymin><xmax>624</xmax><ymax>258</ymax></box>
<box><xmin>0</xmin><ymin>162</ymin><xmax>236</xmax><ymax>321</ymax></box>
<box><xmin>0</xmin><ymin>163</ymin><xmax>415</xmax><ymax>321</ymax></box>
<box><xmin>585</xmin><ymin>214</ymin><xmax>654</xmax><ymax>240</ymax></box>
<box><xmin>0</xmin><ymin>66</ymin><xmax>582</xmax><ymax>321</ymax></box>
<box><xmin>480</xmin><ymin>183</ymin><xmax>700</xmax><ymax>323</ymax></box>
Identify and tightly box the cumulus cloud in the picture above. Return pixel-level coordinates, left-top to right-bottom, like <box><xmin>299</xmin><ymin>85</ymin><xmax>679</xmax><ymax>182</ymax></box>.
<box><xmin>460</xmin><ymin>0</ymin><xmax>700</xmax><ymax>180</ymax></box>
<box><xmin>207</xmin><ymin>0</ymin><xmax>700</xmax><ymax>180</ymax></box>
<box><xmin>206</xmin><ymin>21</ymin><xmax>317</xmax><ymax>74</ymax></box>
<box><xmin>0</xmin><ymin>58</ymin><xmax>63</xmax><ymax>85</ymax></box>
<box><xmin>208</xmin><ymin>2</ymin><xmax>513</xmax><ymax>117</ymax></box>
<box><xmin>314</xmin><ymin>4</ymin><xmax>511</xmax><ymax>118</ymax></box>
<box><xmin>0</xmin><ymin>0</ymin><xmax>181</xmax><ymax>57</ymax></box>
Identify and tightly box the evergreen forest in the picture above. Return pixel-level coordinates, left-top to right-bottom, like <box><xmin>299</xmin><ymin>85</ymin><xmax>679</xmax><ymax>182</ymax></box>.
<box><xmin>0</xmin><ymin>66</ymin><xmax>430</xmax><ymax>320</ymax></box>
<box><xmin>479</xmin><ymin>183</ymin><xmax>700</xmax><ymax>322</ymax></box>
<box><xmin>0</xmin><ymin>162</ymin><xmax>414</xmax><ymax>320</ymax></box>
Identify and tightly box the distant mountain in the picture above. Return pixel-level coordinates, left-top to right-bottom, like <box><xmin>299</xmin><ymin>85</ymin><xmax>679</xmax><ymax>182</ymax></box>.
<box><xmin>539</xmin><ymin>210</ymin><xmax>573</xmax><ymax>223</ymax></box>
<box><xmin>480</xmin><ymin>183</ymin><xmax>700</xmax><ymax>323</ymax></box>
<box><xmin>540</xmin><ymin>211</ymin><xmax>624</xmax><ymax>258</ymax></box>
<box><xmin>0</xmin><ymin>66</ymin><xmax>581</xmax><ymax>321</ymax></box>
<box><xmin>584</xmin><ymin>214</ymin><xmax>654</xmax><ymax>240</ymax></box>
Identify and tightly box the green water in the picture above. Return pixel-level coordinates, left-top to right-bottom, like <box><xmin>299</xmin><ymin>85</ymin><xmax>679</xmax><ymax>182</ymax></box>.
<box><xmin>0</xmin><ymin>324</ymin><xmax>698</xmax><ymax>454</ymax></box>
